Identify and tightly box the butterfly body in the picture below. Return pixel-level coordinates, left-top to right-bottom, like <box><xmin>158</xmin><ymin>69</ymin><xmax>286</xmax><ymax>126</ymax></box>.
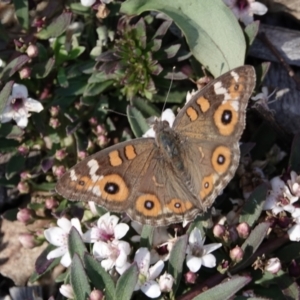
<box><xmin>56</xmin><ymin>66</ymin><xmax>256</xmax><ymax>226</ymax></box>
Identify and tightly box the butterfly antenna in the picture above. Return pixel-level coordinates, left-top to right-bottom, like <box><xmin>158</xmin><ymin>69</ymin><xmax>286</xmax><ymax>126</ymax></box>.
<box><xmin>162</xmin><ymin>66</ymin><xmax>176</xmax><ymax>113</ymax></box>
<box><xmin>102</xmin><ymin>107</ymin><xmax>129</xmax><ymax>118</ymax></box>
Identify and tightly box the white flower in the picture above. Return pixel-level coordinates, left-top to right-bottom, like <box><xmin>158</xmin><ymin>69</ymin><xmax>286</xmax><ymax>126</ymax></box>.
<box><xmin>59</xmin><ymin>284</ymin><xmax>74</xmax><ymax>299</ymax></box>
<box><xmin>288</xmin><ymin>217</ymin><xmax>300</xmax><ymax>242</ymax></box>
<box><xmin>93</xmin><ymin>239</ymin><xmax>131</xmax><ymax>274</ymax></box>
<box><xmin>81</xmin><ymin>0</ymin><xmax>96</xmax><ymax>7</ymax></box>
<box><xmin>186</xmin><ymin>227</ymin><xmax>222</xmax><ymax>273</ymax></box>
<box><xmin>0</xmin><ymin>83</ymin><xmax>43</xmax><ymax>128</ymax></box>
<box><xmin>44</xmin><ymin>218</ymin><xmax>82</xmax><ymax>267</ymax></box>
<box><xmin>130</xmin><ymin>222</ymin><xmax>176</xmax><ymax>264</ymax></box>
<box><xmin>264</xmin><ymin>257</ymin><xmax>281</xmax><ymax>274</ymax></box>
<box><xmin>134</xmin><ymin>247</ymin><xmax>164</xmax><ymax>298</ymax></box>
<box><xmin>263</xmin><ymin>176</ymin><xmax>299</xmax><ymax>215</ymax></box>
<box><xmin>223</xmin><ymin>0</ymin><xmax>268</xmax><ymax>25</ymax></box>
<box><xmin>143</xmin><ymin>109</ymin><xmax>175</xmax><ymax>138</ymax></box>
<box><xmin>158</xmin><ymin>272</ymin><xmax>174</xmax><ymax>292</ymax></box>
<box><xmin>288</xmin><ymin>171</ymin><xmax>300</xmax><ymax>198</ymax></box>
<box><xmin>83</xmin><ymin>212</ymin><xmax>129</xmax><ymax>243</ymax></box>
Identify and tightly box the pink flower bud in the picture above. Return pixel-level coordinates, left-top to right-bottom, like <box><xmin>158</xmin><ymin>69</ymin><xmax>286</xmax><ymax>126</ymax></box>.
<box><xmin>89</xmin><ymin>117</ymin><xmax>98</xmax><ymax>126</ymax></box>
<box><xmin>26</xmin><ymin>44</ymin><xmax>38</xmax><ymax>58</ymax></box>
<box><xmin>97</xmin><ymin>135</ymin><xmax>108</xmax><ymax>147</ymax></box>
<box><xmin>55</xmin><ymin>149</ymin><xmax>67</xmax><ymax>161</ymax></box>
<box><xmin>52</xmin><ymin>165</ymin><xmax>66</xmax><ymax>178</ymax></box>
<box><xmin>45</xmin><ymin>197</ymin><xmax>59</xmax><ymax>210</ymax></box>
<box><xmin>229</xmin><ymin>246</ymin><xmax>244</xmax><ymax>263</ymax></box>
<box><xmin>159</xmin><ymin>273</ymin><xmax>174</xmax><ymax>292</ymax></box>
<box><xmin>17</xmin><ymin>208</ymin><xmax>33</xmax><ymax>224</ymax></box>
<box><xmin>49</xmin><ymin>117</ymin><xmax>61</xmax><ymax>129</ymax></box>
<box><xmin>265</xmin><ymin>258</ymin><xmax>281</xmax><ymax>274</ymax></box>
<box><xmin>89</xmin><ymin>289</ymin><xmax>104</xmax><ymax>300</ymax></box>
<box><xmin>18</xmin><ymin>233</ymin><xmax>37</xmax><ymax>249</ymax></box>
<box><xmin>236</xmin><ymin>222</ymin><xmax>251</xmax><ymax>239</ymax></box>
<box><xmin>17</xmin><ymin>181</ymin><xmax>30</xmax><ymax>194</ymax></box>
<box><xmin>19</xmin><ymin>67</ymin><xmax>31</xmax><ymax>79</ymax></box>
<box><xmin>18</xmin><ymin>145</ymin><xmax>29</xmax><ymax>156</ymax></box>
<box><xmin>20</xmin><ymin>171</ymin><xmax>31</xmax><ymax>180</ymax></box>
<box><xmin>49</xmin><ymin>106</ymin><xmax>60</xmax><ymax>117</ymax></box>
<box><xmin>213</xmin><ymin>224</ymin><xmax>226</xmax><ymax>238</ymax></box>
<box><xmin>184</xmin><ymin>271</ymin><xmax>197</xmax><ymax>284</ymax></box>
<box><xmin>78</xmin><ymin>151</ymin><xmax>88</xmax><ymax>160</ymax></box>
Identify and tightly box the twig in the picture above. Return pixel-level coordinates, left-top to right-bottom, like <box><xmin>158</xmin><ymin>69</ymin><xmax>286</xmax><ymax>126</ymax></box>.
<box><xmin>258</xmin><ymin>32</ymin><xmax>300</xmax><ymax>91</ymax></box>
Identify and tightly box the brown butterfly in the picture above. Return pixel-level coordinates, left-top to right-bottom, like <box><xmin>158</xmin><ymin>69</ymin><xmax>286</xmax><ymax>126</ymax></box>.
<box><xmin>56</xmin><ymin>65</ymin><xmax>256</xmax><ymax>226</ymax></box>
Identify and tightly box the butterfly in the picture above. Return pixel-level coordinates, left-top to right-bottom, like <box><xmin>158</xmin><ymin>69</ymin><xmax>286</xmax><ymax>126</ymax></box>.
<box><xmin>56</xmin><ymin>65</ymin><xmax>256</xmax><ymax>226</ymax></box>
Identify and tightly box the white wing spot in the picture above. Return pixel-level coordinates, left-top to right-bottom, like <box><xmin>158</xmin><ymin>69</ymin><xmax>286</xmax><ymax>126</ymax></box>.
<box><xmin>70</xmin><ymin>169</ymin><xmax>78</xmax><ymax>181</ymax></box>
<box><xmin>88</xmin><ymin>159</ymin><xmax>100</xmax><ymax>182</ymax></box>
<box><xmin>214</xmin><ymin>81</ymin><xmax>230</xmax><ymax>100</ymax></box>
<box><xmin>92</xmin><ymin>185</ymin><xmax>102</xmax><ymax>196</ymax></box>
<box><xmin>230</xmin><ymin>71</ymin><xmax>239</xmax><ymax>82</ymax></box>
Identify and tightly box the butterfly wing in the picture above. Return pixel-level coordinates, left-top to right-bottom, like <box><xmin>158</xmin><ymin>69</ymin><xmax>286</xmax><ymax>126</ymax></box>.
<box><xmin>56</xmin><ymin>138</ymin><xmax>200</xmax><ymax>226</ymax></box>
<box><xmin>171</xmin><ymin>66</ymin><xmax>256</xmax><ymax>208</ymax></box>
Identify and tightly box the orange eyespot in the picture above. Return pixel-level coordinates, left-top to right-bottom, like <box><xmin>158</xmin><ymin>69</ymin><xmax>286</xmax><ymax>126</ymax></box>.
<box><xmin>200</xmin><ymin>174</ymin><xmax>214</xmax><ymax>200</ymax></box>
<box><xmin>135</xmin><ymin>194</ymin><xmax>162</xmax><ymax>217</ymax></box>
<box><xmin>97</xmin><ymin>174</ymin><xmax>129</xmax><ymax>201</ymax></box>
<box><xmin>213</xmin><ymin>102</ymin><xmax>238</xmax><ymax>136</ymax></box>
<box><xmin>167</xmin><ymin>199</ymin><xmax>193</xmax><ymax>214</ymax></box>
<box><xmin>211</xmin><ymin>146</ymin><xmax>231</xmax><ymax>174</ymax></box>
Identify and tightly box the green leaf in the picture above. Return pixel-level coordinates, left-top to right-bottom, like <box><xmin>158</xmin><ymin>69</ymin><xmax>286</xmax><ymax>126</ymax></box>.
<box><xmin>5</xmin><ymin>154</ymin><xmax>25</xmax><ymax>179</ymax></box>
<box><xmin>239</xmin><ymin>183</ymin><xmax>268</xmax><ymax>227</ymax></box>
<box><xmin>0</xmin><ymin>138</ymin><xmax>19</xmax><ymax>152</ymax></box>
<box><xmin>275</xmin><ymin>270</ymin><xmax>300</xmax><ymax>300</ymax></box>
<box><xmin>289</xmin><ymin>134</ymin><xmax>300</xmax><ymax>173</ymax></box>
<box><xmin>168</xmin><ymin>234</ymin><xmax>188</xmax><ymax>294</ymax></box>
<box><xmin>68</xmin><ymin>227</ymin><xmax>87</xmax><ymax>262</ymax></box>
<box><xmin>114</xmin><ymin>263</ymin><xmax>138</xmax><ymax>300</ymax></box>
<box><xmin>83</xmin><ymin>80</ymin><xmax>114</xmax><ymax>97</ymax></box>
<box><xmin>127</xmin><ymin>106</ymin><xmax>149</xmax><ymax>137</ymax></box>
<box><xmin>193</xmin><ymin>275</ymin><xmax>251</xmax><ymax>300</ymax></box>
<box><xmin>84</xmin><ymin>254</ymin><xmax>115</xmax><ymax>300</ymax></box>
<box><xmin>244</xmin><ymin>21</ymin><xmax>260</xmax><ymax>46</ymax></box>
<box><xmin>13</xmin><ymin>0</ymin><xmax>29</xmax><ymax>30</ymax></box>
<box><xmin>121</xmin><ymin>0</ymin><xmax>246</xmax><ymax>76</ymax></box>
<box><xmin>231</xmin><ymin>222</ymin><xmax>270</xmax><ymax>273</ymax></box>
<box><xmin>0</xmin><ymin>81</ymin><xmax>14</xmax><ymax>115</ymax></box>
<box><xmin>140</xmin><ymin>225</ymin><xmax>154</xmax><ymax>248</ymax></box>
<box><xmin>131</xmin><ymin>98</ymin><xmax>160</xmax><ymax>117</ymax></box>
<box><xmin>1</xmin><ymin>55</ymin><xmax>30</xmax><ymax>81</ymax></box>
<box><xmin>36</xmin><ymin>11</ymin><xmax>72</xmax><ymax>39</ymax></box>
<box><xmin>31</xmin><ymin>58</ymin><xmax>55</xmax><ymax>79</ymax></box>
<box><xmin>70</xmin><ymin>254</ymin><xmax>91</xmax><ymax>300</ymax></box>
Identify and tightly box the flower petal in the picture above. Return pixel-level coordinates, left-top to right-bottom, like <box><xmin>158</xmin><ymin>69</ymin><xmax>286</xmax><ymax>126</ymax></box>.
<box><xmin>44</xmin><ymin>227</ymin><xmax>66</xmax><ymax>246</ymax></box>
<box><xmin>141</xmin><ymin>281</ymin><xmax>161</xmax><ymax>298</ymax></box>
<box><xmin>101</xmin><ymin>258</ymin><xmax>114</xmax><ymax>271</ymax></box>
<box><xmin>203</xmin><ymin>242</ymin><xmax>222</xmax><ymax>254</ymax></box>
<box><xmin>47</xmin><ymin>246</ymin><xmax>67</xmax><ymax>260</ymax></box>
<box><xmin>60</xmin><ymin>251</ymin><xmax>72</xmax><ymax>267</ymax></box>
<box><xmin>15</xmin><ymin>114</ymin><xmax>28</xmax><ymax>128</ymax></box>
<box><xmin>288</xmin><ymin>224</ymin><xmax>300</xmax><ymax>241</ymax></box>
<box><xmin>149</xmin><ymin>260</ymin><xmax>164</xmax><ymax>280</ymax></box>
<box><xmin>189</xmin><ymin>227</ymin><xmax>203</xmax><ymax>247</ymax></box>
<box><xmin>161</xmin><ymin>108</ymin><xmax>175</xmax><ymax>127</ymax></box>
<box><xmin>71</xmin><ymin>218</ymin><xmax>83</xmax><ymax>235</ymax></box>
<box><xmin>57</xmin><ymin>218</ymin><xmax>72</xmax><ymax>232</ymax></box>
<box><xmin>201</xmin><ymin>253</ymin><xmax>217</xmax><ymax>268</ymax></box>
<box><xmin>12</xmin><ymin>83</ymin><xmax>28</xmax><ymax>99</ymax></box>
<box><xmin>93</xmin><ymin>241</ymin><xmax>110</xmax><ymax>259</ymax></box>
<box><xmin>186</xmin><ymin>255</ymin><xmax>202</xmax><ymax>272</ymax></box>
<box><xmin>24</xmin><ymin>98</ymin><xmax>44</xmax><ymax>113</ymax></box>
<box><xmin>114</xmin><ymin>223</ymin><xmax>129</xmax><ymax>240</ymax></box>
<box><xmin>250</xmin><ymin>2</ymin><xmax>268</xmax><ymax>15</ymax></box>
<box><xmin>134</xmin><ymin>247</ymin><xmax>150</xmax><ymax>274</ymax></box>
